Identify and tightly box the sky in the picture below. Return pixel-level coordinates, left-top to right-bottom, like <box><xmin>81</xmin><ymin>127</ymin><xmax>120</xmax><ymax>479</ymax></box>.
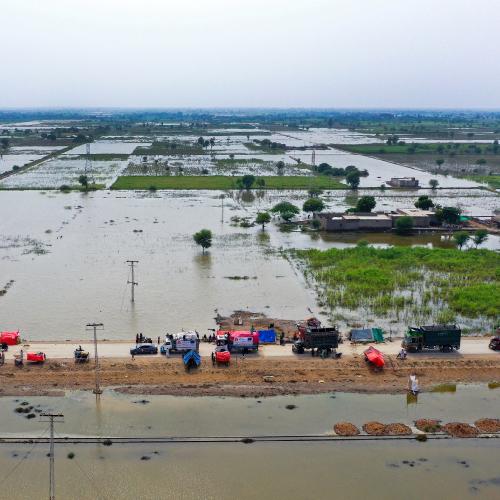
<box><xmin>1</xmin><ymin>0</ymin><xmax>499</xmax><ymax>109</ymax></box>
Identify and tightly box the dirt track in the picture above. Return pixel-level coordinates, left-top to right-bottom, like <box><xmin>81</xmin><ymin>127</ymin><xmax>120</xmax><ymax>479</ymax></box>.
<box><xmin>0</xmin><ymin>355</ymin><xmax>499</xmax><ymax>397</ymax></box>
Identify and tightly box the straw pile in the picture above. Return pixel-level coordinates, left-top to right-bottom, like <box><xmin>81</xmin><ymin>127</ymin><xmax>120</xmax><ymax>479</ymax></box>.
<box><xmin>414</xmin><ymin>419</ymin><xmax>442</xmax><ymax>433</ymax></box>
<box><xmin>363</xmin><ymin>422</ymin><xmax>387</xmax><ymax>435</ymax></box>
<box><xmin>443</xmin><ymin>422</ymin><xmax>479</xmax><ymax>438</ymax></box>
<box><xmin>474</xmin><ymin>418</ymin><xmax>500</xmax><ymax>433</ymax></box>
<box><xmin>333</xmin><ymin>422</ymin><xmax>360</xmax><ymax>436</ymax></box>
<box><xmin>385</xmin><ymin>423</ymin><xmax>412</xmax><ymax>435</ymax></box>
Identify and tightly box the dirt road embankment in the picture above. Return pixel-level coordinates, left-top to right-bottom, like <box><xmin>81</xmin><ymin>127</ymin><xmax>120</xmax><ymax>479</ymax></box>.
<box><xmin>0</xmin><ymin>355</ymin><xmax>498</xmax><ymax>397</ymax></box>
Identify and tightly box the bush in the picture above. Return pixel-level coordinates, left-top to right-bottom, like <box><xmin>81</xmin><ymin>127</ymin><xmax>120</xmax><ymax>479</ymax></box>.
<box><xmin>395</xmin><ymin>216</ymin><xmax>414</xmax><ymax>235</ymax></box>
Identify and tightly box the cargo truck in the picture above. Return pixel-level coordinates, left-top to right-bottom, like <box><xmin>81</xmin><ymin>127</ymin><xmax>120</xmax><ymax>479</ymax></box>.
<box><xmin>292</xmin><ymin>326</ymin><xmax>340</xmax><ymax>357</ymax></box>
<box><xmin>161</xmin><ymin>331</ymin><xmax>199</xmax><ymax>354</ymax></box>
<box><xmin>402</xmin><ymin>325</ymin><xmax>461</xmax><ymax>352</ymax></box>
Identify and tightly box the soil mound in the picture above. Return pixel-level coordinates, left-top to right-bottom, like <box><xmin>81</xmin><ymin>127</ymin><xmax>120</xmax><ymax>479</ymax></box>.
<box><xmin>363</xmin><ymin>421</ymin><xmax>387</xmax><ymax>435</ymax></box>
<box><xmin>385</xmin><ymin>423</ymin><xmax>412</xmax><ymax>435</ymax></box>
<box><xmin>415</xmin><ymin>419</ymin><xmax>442</xmax><ymax>433</ymax></box>
<box><xmin>334</xmin><ymin>422</ymin><xmax>360</xmax><ymax>436</ymax></box>
<box><xmin>474</xmin><ymin>418</ymin><xmax>500</xmax><ymax>433</ymax></box>
<box><xmin>443</xmin><ymin>422</ymin><xmax>479</xmax><ymax>438</ymax></box>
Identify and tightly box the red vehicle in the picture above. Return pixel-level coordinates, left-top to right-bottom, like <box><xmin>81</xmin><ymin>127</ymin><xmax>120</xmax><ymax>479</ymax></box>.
<box><xmin>213</xmin><ymin>346</ymin><xmax>231</xmax><ymax>366</ymax></box>
<box><xmin>27</xmin><ymin>352</ymin><xmax>46</xmax><ymax>363</ymax></box>
<box><xmin>217</xmin><ymin>330</ymin><xmax>259</xmax><ymax>352</ymax></box>
<box><xmin>364</xmin><ymin>346</ymin><xmax>385</xmax><ymax>368</ymax></box>
<box><xmin>1</xmin><ymin>331</ymin><xmax>20</xmax><ymax>346</ymax></box>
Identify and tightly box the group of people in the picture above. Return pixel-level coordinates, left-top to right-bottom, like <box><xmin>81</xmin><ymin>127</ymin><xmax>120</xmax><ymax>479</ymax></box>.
<box><xmin>135</xmin><ymin>333</ymin><xmax>154</xmax><ymax>344</ymax></box>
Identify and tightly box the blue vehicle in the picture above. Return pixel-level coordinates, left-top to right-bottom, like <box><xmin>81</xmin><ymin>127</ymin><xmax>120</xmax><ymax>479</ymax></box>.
<box><xmin>130</xmin><ymin>344</ymin><xmax>158</xmax><ymax>355</ymax></box>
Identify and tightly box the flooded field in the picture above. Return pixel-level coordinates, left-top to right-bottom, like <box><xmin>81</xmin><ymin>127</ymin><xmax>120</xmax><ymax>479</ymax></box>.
<box><xmin>0</xmin><ymin>386</ymin><xmax>499</xmax><ymax>499</ymax></box>
<box><xmin>0</xmin><ymin>189</ymin><xmax>497</xmax><ymax>340</ymax></box>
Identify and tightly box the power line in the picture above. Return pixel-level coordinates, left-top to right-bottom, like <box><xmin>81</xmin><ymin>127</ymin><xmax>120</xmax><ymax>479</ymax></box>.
<box><xmin>39</xmin><ymin>413</ymin><xmax>64</xmax><ymax>500</ymax></box>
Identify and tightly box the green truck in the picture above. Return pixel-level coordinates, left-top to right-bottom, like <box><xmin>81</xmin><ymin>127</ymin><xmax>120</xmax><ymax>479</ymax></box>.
<box><xmin>402</xmin><ymin>325</ymin><xmax>461</xmax><ymax>352</ymax></box>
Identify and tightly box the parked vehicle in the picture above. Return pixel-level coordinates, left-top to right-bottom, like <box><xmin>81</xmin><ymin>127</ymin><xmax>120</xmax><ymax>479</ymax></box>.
<box><xmin>130</xmin><ymin>344</ymin><xmax>158</xmax><ymax>355</ymax></box>
<box><xmin>27</xmin><ymin>352</ymin><xmax>46</xmax><ymax>364</ymax></box>
<box><xmin>0</xmin><ymin>331</ymin><xmax>20</xmax><ymax>346</ymax></box>
<box><xmin>217</xmin><ymin>330</ymin><xmax>259</xmax><ymax>353</ymax></box>
<box><xmin>161</xmin><ymin>331</ymin><xmax>199</xmax><ymax>354</ymax></box>
<box><xmin>292</xmin><ymin>326</ymin><xmax>340</xmax><ymax>357</ymax></box>
<box><xmin>212</xmin><ymin>344</ymin><xmax>231</xmax><ymax>366</ymax></box>
<box><xmin>402</xmin><ymin>325</ymin><xmax>461</xmax><ymax>352</ymax></box>
<box><xmin>489</xmin><ymin>336</ymin><xmax>500</xmax><ymax>351</ymax></box>
<box><xmin>74</xmin><ymin>346</ymin><xmax>89</xmax><ymax>363</ymax></box>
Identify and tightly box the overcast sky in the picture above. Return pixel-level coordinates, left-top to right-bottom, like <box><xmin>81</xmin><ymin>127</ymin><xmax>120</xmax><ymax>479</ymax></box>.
<box><xmin>1</xmin><ymin>0</ymin><xmax>499</xmax><ymax>109</ymax></box>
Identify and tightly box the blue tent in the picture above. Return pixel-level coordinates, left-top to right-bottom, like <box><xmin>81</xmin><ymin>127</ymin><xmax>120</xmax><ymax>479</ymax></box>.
<box><xmin>258</xmin><ymin>329</ymin><xmax>276</xmax><ymax>343</ymax></box>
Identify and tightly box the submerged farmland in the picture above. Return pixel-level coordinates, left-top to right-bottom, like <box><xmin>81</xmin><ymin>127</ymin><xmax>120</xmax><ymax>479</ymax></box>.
<box><xmin>294</xmin><ymin>245</ymin><xmax>500</xmax><ymax>332</ymax></box>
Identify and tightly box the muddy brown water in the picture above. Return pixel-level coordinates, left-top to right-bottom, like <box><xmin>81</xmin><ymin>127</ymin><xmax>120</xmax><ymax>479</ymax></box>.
<box><xmin>0</xmin><ymin>386</ymin><xmax>499</xmax><ymax>499</ymax></box>
<box><xmin>0</xmin><ymin>190</ymin><xmax>498</xmax><ymax>340</ymax></box>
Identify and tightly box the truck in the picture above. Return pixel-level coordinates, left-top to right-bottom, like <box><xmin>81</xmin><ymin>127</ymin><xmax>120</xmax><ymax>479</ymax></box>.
<box><xmin>216</xmin><ymin>330</ymin><xmax>259</xmax><ymax>353</ymax></box>
<box><xmin>402</xmin><ymin>325</ymin><xmax>461</xmax><ymax>352</ymax></box>
<box><xmin>292</xmin><ymin>326</ymin><xmax>340</xmax><ymax>357</ymax></box>
<box><xmin>161</xmin><ymin>331</ymin><xmax>199</xmax><ymax>354</ymax></box>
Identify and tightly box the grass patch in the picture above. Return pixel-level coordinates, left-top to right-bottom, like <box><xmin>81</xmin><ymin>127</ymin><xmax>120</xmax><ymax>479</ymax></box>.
<box><xmin>460</xmin><ymin>174</ymin><xmax>500</xmax><ymax>189</ymax></box>
<box><xmin>111</xmin><ymin>175</ymin><xmax>347</xmax><ymax>190</ymax></box>
<box><xmin>133</xmin><ymin>141</ymin><xmax>205</xmax><ymax>155</ymax></box>
<box><xmin>335</xmin><ymin>143</ymin><xmax>500</xmax><ymax>156</ymax></box>
<box><xmin>215</xmin><ymin>158</ymin><xmax>265</xmax><ymax>167</ymax></box>
<box><xmin>294</xmin><ymin>246</ymin><xmax>500</xmax><ymax>322</ymax></box>
<box><xmin>244</xmin><ymin>142</ymin><xmax>286</xmax><ymax>154</ymax></box>
<box><xmin>76</xmin><ymin>154</ymin><xmax>129</xmax><ymax>161</ymax></box>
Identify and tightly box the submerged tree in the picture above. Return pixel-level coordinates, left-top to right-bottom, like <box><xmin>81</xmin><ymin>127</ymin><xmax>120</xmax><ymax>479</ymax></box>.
<box><xmin>395</xmin><ymin>216</ymin><xmax>414</xmax><ymax>235</ymax></box>
<box><xmin>345</xmin><ymin>171</ymin><xmax>360</xmax><ymax>189</ymax></box>
<box><xmin>303</xmin><ymin>198</ymin><xmax>325</xmax><ymax>213</ymax></box>
<box><xmin>271</xmin><ymin>201</ymin><xmax>300</xmax><ymax>222</ymax></box>
<box><xmin>193</xmin><ymin>229</ymin><xmax>213</xmax><ymax>254</ymax></box>
<box><xmin>256</xmin><ymin>211</ymin><xmax>271</xmax><ymax>230</ymax></box>
<box><xmin>78</xmin><ymin>174</ymin><xmax>89</xmax><ymax>191</ymax></box>
<box><xmin>429</xmin><ymin>179</ymin><xmax>439</xmax><ymax>190</ymax></box>
<box><xmin>237</xmin><ymin>174</ymin><xmax>256</xmax><ymax>190</ymax></box>
<box><xmin>414</xmin><ymin>195</ymin><xmax>434</xmax><ymax>210</ymax></box>
<box><xmin>355</xmin><ymin>196</ymin><xmax>376</xmax><ymax>213</ymax></box>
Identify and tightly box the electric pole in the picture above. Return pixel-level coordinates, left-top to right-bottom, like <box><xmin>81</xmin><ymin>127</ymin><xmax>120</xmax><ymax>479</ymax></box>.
<box><xmin>126</xmin><ymin>260</ymin><xmax>138</xmax><ymax>303</ymax></box>
<box><xmin>86</xmin><ymin>322</ymin><xmax>104</xmax><ymax>395</ymax></box>
<box><xmin>40</xmin><ymin>412</ymin><xmax>64</xmax><ymax>500</ymax></box>
<box><xmin>220</xmin><ymin>194</ymin><xmax>225</xmax><ymax>222</ymax></box>
<box><xmin>311</xmin><ymin>149</ymin><xmax>316</xmax><ymax>167</ymax></box>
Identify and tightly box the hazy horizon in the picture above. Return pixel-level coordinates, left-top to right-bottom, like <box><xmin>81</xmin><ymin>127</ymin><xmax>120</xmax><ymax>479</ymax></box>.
<box><xmin>1</xmin><ymin>0</ymin><xmax>499</xmax><ymax>109</ymax></box>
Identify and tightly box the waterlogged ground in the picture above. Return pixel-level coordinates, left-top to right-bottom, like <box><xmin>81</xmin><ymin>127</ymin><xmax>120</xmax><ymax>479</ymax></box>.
<box><xmin>0</xmin><ymin>387</ymin><xmax>499</xmax><ymax>499</ymax></box>
<box><xmin>0</xmin><ymin>190</ymin><xmax>497</xmax><ymax>340</ymax></box>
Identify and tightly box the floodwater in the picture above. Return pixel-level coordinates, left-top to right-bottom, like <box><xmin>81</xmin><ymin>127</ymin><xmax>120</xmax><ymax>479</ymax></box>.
<box><xmin>0</xmin><ymin>190</ymin><xmax>497</xmax><ymax>340</ymax></box>
<box><xmin>0</xmin><ymin>387</ymin><xmax>499</xmax><ymax>499</ymax></box>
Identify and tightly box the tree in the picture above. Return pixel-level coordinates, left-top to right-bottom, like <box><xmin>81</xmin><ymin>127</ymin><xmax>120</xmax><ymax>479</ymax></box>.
<box><xmin>436</xmin><ymin>206</ymin><xmax>462</xmax><ymax>224</ymax></box>
<box><xmin>239</xmin><ymin>174</ymin><xmax>256</xmax><ymax>190</ymax></box>
<box><xmin>197</xmin><ymin>136</ymin><xmax>204</xmax><ymax>147</ymax></box>
<box><xmin>346</xmin><ymin>171</ymin><xmax>360</xmax><ymax>189</ymax></box>
<box><xmin>414</xmin><ymin>195</ymin><xmax>434</xmax><ymax>210</ymax></box>
<box><xmin>256</xmin><ymin>211</ymin><xmax>271</xmax><ymax>230</ymax></box>
<box><xmin>1</xmin><ymin>138</ymin><xmax>10</xmax><ymax>150</ymax></box>
<box><xmin>276</xmin><ymin>161</ymin><xmax>285</xmax><ymax>174</ymax></box>
<box><xmin>435</xmin><ymin>159</ymin><xmax>444</xmax><ymax>168</ymax></box>
<box><xmin>271</xmin><ymin>201</ymin><xmax>300</xmax><ymax>222</ymax></box>
<box><xmin>78</xmin><ymin>174</ymin><xmax>89</xmax><ymax>191</ymax></box>
<box><xmin>453</xmin><ymin>231</ymin><xmax>469</xmax><ymax>249</ymax></box>
<box><xmin>355</xmin><ymin>196</ymin><xmax>376</xmax><ymax>212</ymax></box>
<box><xmin>193</xmin><ymin>229</ymin><xmax>212</xmax><ymax>254</ymax></box>
<box><xmin>472</xmin><ymin>229</ymin><xmax>488</xmax><ymax>248</ymax></box>
<box><xmin>429</xmin><ymin>179</ymin><xmax>439</xmax><ymax>190</ymax></box>
<box><xmin>209</xmin><ymin>137</ymin><xmax>215</xmax><ymax>150</ymax></box>
<box><xmin>303</xmin><ymin>198</ymin><xmax>325</xmax><ymax>213</ymax></box>
<box><xmin>395</xmin><ymin>216</ymin><xmax>414</xmax><ymax>235</ymax></box>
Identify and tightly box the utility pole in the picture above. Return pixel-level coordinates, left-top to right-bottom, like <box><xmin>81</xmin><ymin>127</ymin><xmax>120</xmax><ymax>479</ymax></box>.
<box><xmin>40</xmin><ymin>412</ymin><xmax>64</xmax><ymax>500</ymax></box>
<box><xmin>220</xmin><ymin>194</ymin><xmax>225</xmax><ymax>222</ymax></box>
<box><xmin>311</xmin><ymin>149</ymin><xmax>316</xmax><ymax>167</ymax></box>
<box><xmin>126</xmin><ymin>260</ymin><xmax>138</xmax><ymax>303</ymax></box>
<box><xmin>86</xmin><ymin>323</ymin><xmax>104</xmax><ymax>395</ymax></box>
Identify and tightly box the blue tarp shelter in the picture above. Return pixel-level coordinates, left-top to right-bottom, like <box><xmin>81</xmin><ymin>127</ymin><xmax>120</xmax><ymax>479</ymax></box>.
<box><xmin>258</xmin><ymin>329</ymin><xmax>276</xmax><ymax>343</ymax></box>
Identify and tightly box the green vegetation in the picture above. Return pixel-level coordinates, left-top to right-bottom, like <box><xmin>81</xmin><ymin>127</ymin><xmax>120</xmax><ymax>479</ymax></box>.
<box><xmin>193</xmin><ymin>229</ymin><xmax>212</xmax><ymax>254</ymax></box>
<box><xmin>303</xmin><ymin>198</ymin><xmax>325</xmax><ymax>213</ymax></box>
<box><xmin>346</xmin><ymin>170</ymin><xmax>360</xmax><ymax>189</ymax></box>
<box><xmin>215</xmin><ymin>158</ymin><xmax>265</xmax><ymax>168</ymax></box>
<box><xmin>473</xmin><ymin>229</ymin><xmax>488</xmax><ymax>248</ymax></box>
<box><xmin>256</xmin><ymin>212</ymin><xmax>271</xmax><ymax>230</ymax></box>
<box><xmin>436</xmin><ymin>206</ymin><xmax>461</xmax><ymax>224</ymax></box>
<box><xmin>77</xmin><ymin>154</ymin><xmax>129</xmax><ymax>161</ymax></box>
<box><xmin>415</xmin><ymin>195</ymin><xmax>434</xmax><ymax>210</ymax></box>
<box><xmin>295</xmin><ymin>246</ymin><xmax>500</xmax><ymax>321</ymax></box>
<box><xmin>453</xmin><ymin>231</ymin><xmax>470</xmax><ymax>249</ymax></box>
<box><xmin>353</xmin><ymin>195</ymin><xmax>376</xmax><ymax>213</ymax></box>
<box><xmin>395</xmin><ymin>216</ymin><xmax>414</xmax><ymax>235</ymax></box>
<box><xmin>245</xmin><ymin>139</ymin><xmax>287</xmax><ymax>154</ymax></box>
<box><xmin>133</xmin><ymin>141</ymin><xmax>205</xmax><ymax>155</ymax></box>
<box><xmin>111</xmin><ymin>175</ymin><xmax>347</xmax><ymax>190</ymax></box>
<box><xmin>461</xmin><ymin>174</ymin><xmax>500</xmax><ymax>189</ymax></box>
<box><xmin>429</xmin><ymin>179</ymin><xmax>439</xmax><ymax>189</ymax></box>
<box><xmin>335</xmin><ymin>142</ymin><xmax>500</xmax><ymax>156</ymax></box>
<box><xmin>271</xmin><ymin>201</ymin><xmax>300</xmax><ymax>222</ymax></box>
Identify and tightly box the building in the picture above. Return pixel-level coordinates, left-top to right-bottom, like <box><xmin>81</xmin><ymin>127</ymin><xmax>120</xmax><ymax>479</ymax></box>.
<box><xmin>315</xmin><ymin>209</ymin><xmax>436</xmax><ymax>231</ymax></box>
<box><xmin>387</xmin><ymin>177</ymin><xmax>419</xmax><ymax>188</ymax></box>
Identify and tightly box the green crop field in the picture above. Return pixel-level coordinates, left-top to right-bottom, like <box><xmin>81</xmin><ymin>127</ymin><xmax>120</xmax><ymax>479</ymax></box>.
<box><xmin>111</xmin><ymin>175</ymin><xmax>347</xmax><ymax>190</ymax></box>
